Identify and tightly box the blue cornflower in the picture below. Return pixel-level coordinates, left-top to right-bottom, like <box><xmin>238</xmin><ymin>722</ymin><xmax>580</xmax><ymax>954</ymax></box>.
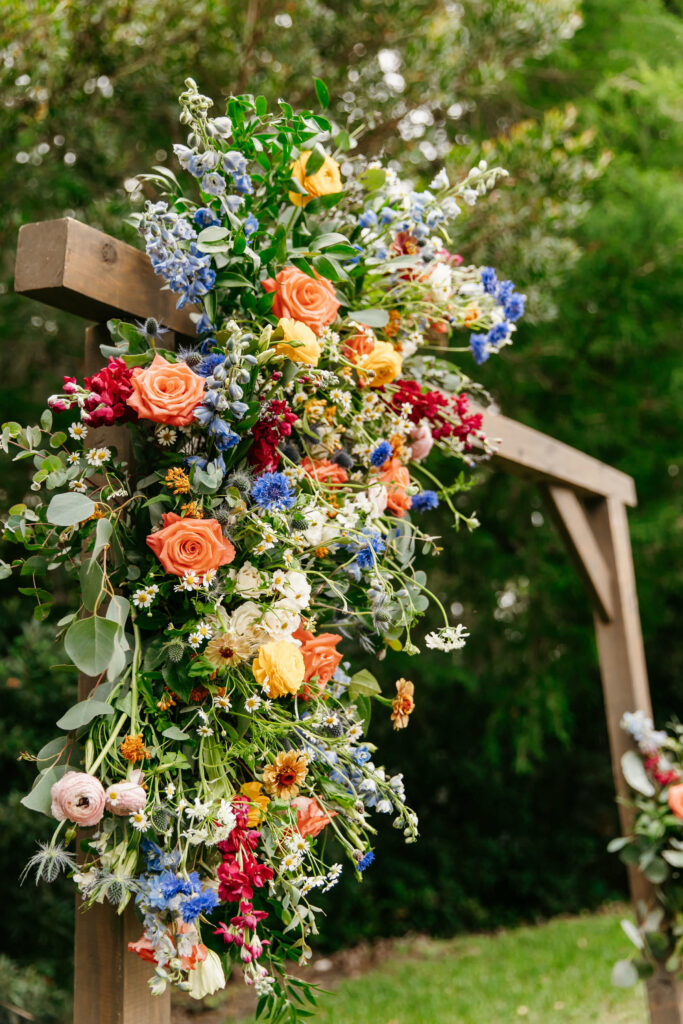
<box><xmin>233</xmin><ymin>173</ymin><xmax>254</xmax><ymax>195</ymax></box>
<box><xmin>348</xmin><ymin>529</ymin><xmax>386</xmax><ymax>571</ymax></box>
<box><xmin>470</xmin><ymin>333</ymin><xmax>490</xmax><ymax>365</ymax></box>
<box><xmin>357</xmin><ymin>850</ymin><xmax>375</xmax><ymax>872</ymax></box>
<box><xmin>496</xmin><ymin>280</ymin><xmax>515</xmax><ymax>304</ymax></box>
<box><xmin>251</xmin><ymin>471</ymin><xmax>296</xmax><ymax>511</ymax></box>
<box><xmin>193</xmin><ymin>207</ymin><xmax>220</xmax><ymax>229</ymax></box>
<box><xmin>244</xmin><ymin>212</ymin><xmax>259</xmax><ymax>237</ymax></box>
<box><xmin>201</xmin><ymin>172</ymin><xmax>227</xmax><ymax>196</ymax></box>
<box><xmin>488</xmin><ymin>322</ymin><xmax>509</xmax><ymax>346</ymax></box>
<box><xmin>159</xmin><ymin>870</ymin><xmax>192</xmax><ymax>900</ymax></box>
<box><xmin>179</xmin><ymin>888</ymin><xmax>219</xmax><ymax>924</ymax></box>
<box><xmin>411</xmin><ymin>490</ymin><xmax>439</xmax><ymax>511</ymax></box>
<box><xmin>359</xmin><ymin>209</ymin><xmax>378</xmax><ymax>229</ymax></box>
<box><xmin>480</xmin><ymin>266</ymin><xmax>498</xmax><ymax>294</ymax></box>
<box><xmin>370</xmin><ymin>441</ymin><xmax>393</xmax><ymax>467</ymax></box>
<box><xmin>197</xmin><ymin>353</ymin><xmax>225</xmax><ymax>377</ymax></box>
<box><xmin>504</xmin><ymin>292</ymin><xmax>526</xmax><ymax>322</ymax></box>
<box><xmin>141</xmin><ymin>840</ymin><xmax>179</xmax><ymax>874</ymax></box>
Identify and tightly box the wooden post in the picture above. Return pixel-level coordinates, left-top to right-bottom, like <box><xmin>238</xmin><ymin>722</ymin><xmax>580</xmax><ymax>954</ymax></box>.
<box><xmin>73</xmin><ymin>325</ymin><xmax>171</xmax><ymax>1024</ymax></box>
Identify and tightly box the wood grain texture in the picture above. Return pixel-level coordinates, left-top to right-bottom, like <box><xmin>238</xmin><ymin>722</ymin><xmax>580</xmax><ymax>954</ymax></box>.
<box><xmin>479</xmin><ymin>405</ymin><xmax>637</xmax><ymax>505</ymax></box>
<box><xmin>15</xmin><ymin>218</ymin><xmax>197</xmax><ymax>338</ymax></box>
<box><xmin>73</xmin><ymin>324</ymin><xmax>171</xmax><ymax>1024</ymax></box>
<box><xmin>542</xmin><ymin>485</ymin><xmax>614</xmax><ymax>621</ymax></box>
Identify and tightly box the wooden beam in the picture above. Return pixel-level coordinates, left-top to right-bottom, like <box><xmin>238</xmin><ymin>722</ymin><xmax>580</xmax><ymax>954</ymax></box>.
<box><xmin>479</xmin><ymin>406</ymin><xmax>637</xmax><ymax>506</ymax></box>
<box><xmin>588</xmin><ymin>496</ymin><xmax>683</xmax><ymax>1024</ymax></box>
<box><xmin>14</xmin><ymin>218</ymin><xmax>197</xmax><ymax>338</ymax></box>
<box><xmin>541</xmin><ymin>485</ymin><xmax>614</xmax><ymax>621</ymax></box>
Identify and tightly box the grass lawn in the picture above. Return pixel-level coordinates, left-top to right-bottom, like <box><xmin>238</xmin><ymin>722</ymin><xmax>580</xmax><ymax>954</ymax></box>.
<box><xmin>232</xmin><ymin>910</ymin><xmax>648</xmax><ymax>1024</ymax></box>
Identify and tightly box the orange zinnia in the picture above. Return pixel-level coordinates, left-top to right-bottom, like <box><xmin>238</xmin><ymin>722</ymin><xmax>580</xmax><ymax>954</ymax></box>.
<box><xmin>390</xmin><ymin>678</ymin><xmax>415</xmax><ymax>730</ymax></box>
<box><xmin>262</xmin><ymin>750</ymin><xmax>309</xmax><ymax>800</ymax></box>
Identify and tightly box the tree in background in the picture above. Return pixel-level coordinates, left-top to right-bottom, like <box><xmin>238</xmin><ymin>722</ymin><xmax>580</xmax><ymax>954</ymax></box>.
<box><xmin>1</xmin><ymin>0</ymin><xmax>682</xmax><ymax>1014</ymax></box>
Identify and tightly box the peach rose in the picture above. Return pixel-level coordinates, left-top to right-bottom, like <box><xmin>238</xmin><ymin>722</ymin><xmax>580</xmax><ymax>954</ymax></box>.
<box><xmin>409</xmin><ymin>422</ymin><xmax>434</xmax><ymax>462</ymax></box>
<box><xmin>262</xmin><ymin>267</ymin><xmax>340</xmax><ymax>335</ymax></box>
<box><xmin>380</xmin><ymin>457</ymin><xmax>412</xmax><ymax>517</ymax></box>
<box><xmin>105</xmin><ymin>770</ymin><xmax>147</xmax><ymax>816</ymax></box>
<box><xmin>358</xmin><ymin>341</ymin><xmax>403</xmax><ymax>388</ymax></box>
<box><xmin>668</xmin><ymin>784</ymin><xmax>683</xmax><ymax>820</ymax></box>
<box><xmin>301</xmin><ymin>457</ymin><xmax>348</xmax><ymax>488</ymax></box>
<box><xmin>127</xmin><ymin>354</ymin><xmax>205</xmax><ymax>426</ymax></box>
<box><xmin>50</xmin><ymin>771</ymin><xmax>106</xmax><ymax>827</ymax></box>
<box><xmin>274</xmin><ymin>317</ymin><xmax>321</xmax><ymax>366</ymax></box>
<box><xmin>293</xmin><ymin>625</ymin><xmax>343</xmax><ymax>697</ymax></box>
<box><xmin>289</xmin><ymin>150</ymin><xmax>342</xmax><ymax>207</ymax></box>
<box><xmin>291</xmin><ymin>796</ymin><xmax>337</xmax><ymax>839</ymax></box>
<box><xmin>252</xmin><ymin>640</ymin><xmax>306</xmax><ymax>698</ymax></box>
<box><xmin>147</xmin><ymin>512</ymin><xmax>235</xmax><ymax>576</ymax></box>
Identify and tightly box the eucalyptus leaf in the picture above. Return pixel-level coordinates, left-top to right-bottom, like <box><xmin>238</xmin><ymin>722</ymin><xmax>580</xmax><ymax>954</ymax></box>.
<box><xmin>162</xmin><ymin>726</ymin><xmax>191</xmax><ymax>741</ymax></box>
<box><xmin>621</xmin><ymin>749</ymin><xmax>656</xmax><ymax>796</ymax></box>
<box><xmin>56</xmin><ymin>699</ymin><xmax>115</xmax><ymax>731</ymax></box>
<box><xmin>79</xmin><ymin>558</ymin><xmax>105</xmax><ymax>611</ymax></box>
<box><xmin>89</xmin><ymin>517</ymin><xmax>113</xmax><ymax>564</ymax></box>
<box><xmin>662</xmin><ymin>850</ymin><xmax>683</xmax><ymax>867</ymax></box>
<box><xmin>20</xmin><ymin>764</ymin><xmax>70</xmax><ymax>816</ymax></box>
<box><xmin>621</xmin><ymin>918</ymin><xmax>645</xmax><ymax>950</ymax></box>
<box><xmin>347</xmin><ymin>308</ymin><xmax>390</xmax><ymax>328</ymax></box>
<box><xmin>611</xmin><ymin>959</ymin><xmax>639</xmax><ymax>988</ymax></box>
<box><xmin>46</xmin><ymin>491</ymin><xmax>95</xmax><ymax>526</ymax></box>
<box><xmin>64</xmin><ymin>616</ymin><xmax>119</xmax><ymax>676</ymax></box>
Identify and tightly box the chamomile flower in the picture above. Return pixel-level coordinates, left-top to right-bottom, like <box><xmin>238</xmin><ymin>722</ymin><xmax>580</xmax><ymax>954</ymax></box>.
<box><xmin>202</xmin><ymin>569</ymin><xmax>217</xmax><ymax>587</ymax></box>
<box><xmin>85</xmin><ymin>447</ymin><xmax>111</xmax><ymax>467</ymax></box>
<box><xmin>129</xmin><ymin>810</ymin><xmax>150</xmax><ymax>831</ymax></box>
<box><xmin>347</xmin><ymin>723</ymin><xmax>364</xmax><ymax>742</ymax></box>
<box><xmin>188</xmin><ymin>631</ymin><xmax>203</xmax><ymax>649</ymax></box>
<box><xmin>245</xmin><ymin>695</ymin><xmax>262</xmax><ymax>713</ymax></box>
<box><xmin>67</xmin><ymin>452</ymin><xmax>81</xmax><ymax>465</ymax></box>
<box><xmin>155</xmin><ymin>426</ymin><xmax>177</xmax><ymax>446</ymax></box>
<box><xmin>69</xmin><ymin>479</ymin><xmax>88</xmax><ymax>493</ymax></box>
<box><xmin>214</xmin><ymin>693</ymin><xmax>232</xmax><ymax>711</ymax></box>
<box><xmin>165</xmin><ymin>782</ymin><xmax>176</xmax><ymax>799</ymax></box>
<box><xmin>68</xmin><ymin>422</ymin><xmax>88</xmax><ymax>440</ymax></box>
<box><xmin>132</xmin><ymin>586</ymin><xmax>158</xmax><ymax>609</ymax></box>
<box><xmin>175</xmin><ymin>570</ymin><xmax>201</xmax><ymax>591</ymax></box>
<box><xmin>197</xmin><ymin>724</ymin><xmax>214</xmax><ymax>737</ymax></box>
<box><xmin>281</xmin><ymin>851</ymin><xmax>304</xmax><ymax>872</ymax></box>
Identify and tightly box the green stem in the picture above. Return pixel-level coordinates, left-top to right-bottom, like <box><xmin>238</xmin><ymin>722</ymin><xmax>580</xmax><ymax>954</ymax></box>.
<box><xmin>88</xmin><ymin>711</ymin><xmax>128</xmax><ymax>776</ymax></box>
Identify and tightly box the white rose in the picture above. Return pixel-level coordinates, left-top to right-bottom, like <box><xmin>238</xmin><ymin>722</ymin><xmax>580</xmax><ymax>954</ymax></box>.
<box><xmin>261</xmin><ymin>599</ymin><xmax>301</xmax><ymax>641</ymax></box>
<box><xmin>279</xmin><ymin>570</ymin><xmax>311</xmax><ymax>610</ymax></box>
<box><xmin>367</xmin><ymin>482</ymin><xmax>388</xmax><ymax>518</ymax></box>
<box><xmin>234</xmin><ymin>560</ymin><xmax>266</xmax><ymax>597</ymax></box>
<box><xmin>229</xmin><ymin>601</ymin><xmax>267</xmax><ymax>650</ymax></box>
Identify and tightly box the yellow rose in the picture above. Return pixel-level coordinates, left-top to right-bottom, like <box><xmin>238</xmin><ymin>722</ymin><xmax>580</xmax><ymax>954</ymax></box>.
<box><xmin>274</xmin><ymin>317</ymin><xmax>321</xmax><ymax>366</ymax></box>
<box><xmin>289</xmin><ymin>150</ymin><xmax>342</xmax><ymax>207</ymax></box>
<box><xmin>252</xmin><ymin>640</ymin><xmax>305</xmax><ymax>698</ymax></box>
<box><xmin>358</xmin><ymin>341</ymin><xmax>403</xmax><ymax>388</ymax></box>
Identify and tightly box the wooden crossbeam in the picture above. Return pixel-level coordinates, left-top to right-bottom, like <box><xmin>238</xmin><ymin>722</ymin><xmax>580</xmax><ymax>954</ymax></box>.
<box><xmin>14</xmin><ymin>218</ymin><xmax>197</xmax><ymax>338</ymax></box>
<box><xmin>541</xmin><ymin>485</ymin><xmax>615</xmax><ymax>621</ymax></box>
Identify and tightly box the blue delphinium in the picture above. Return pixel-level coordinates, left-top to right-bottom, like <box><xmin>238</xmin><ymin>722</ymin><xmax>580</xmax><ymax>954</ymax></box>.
<box><xmin>357</xmin><ymin>850</ymin><xmax>375</xmax><ymax>872</ymax></box>
<box><xmin>347</xmin><ymin>529</ymin><xmax>386</xmax><ymax>571</ymax></box>
<box><xmin>411</xmin><ymin>491</ymin><xmax>439</xmax><ymax>511</ymax></box>
<box><xmin>222</xmin><ymin>151</ymin><xmax>248</xmax><ymax>175</ymax></box>
<box><xmin>370</xmin><ymin>440</ymin><xmax>392</xmax><ymax>467</ymax></box>
<box><xmin>244</xmin><ymin>213</ymin><xmax>259</xmax><ymax>237</ymax></box>
<box><xmin>135</xmin><ymin>863</ymin><xmax>218</xmax><ymax>924</ymax></box>
<box><xmin>193</xmin><ymin>207</ymin><xmax>220</xmax><ymax>229</ymax></box>
<box><xmin>251</xmin><ymin>472</ymin><xmax>296</xmax><ymax>511</ymax></box>
<box><xmin>200</xmin><ymin>172</ymin><xmax>227</xmax><ymax>196</ymax></box>
<box><xmin>233</xmin><ymin>173</ymin><xmax>254</xmax><ymax>196</ymax></box>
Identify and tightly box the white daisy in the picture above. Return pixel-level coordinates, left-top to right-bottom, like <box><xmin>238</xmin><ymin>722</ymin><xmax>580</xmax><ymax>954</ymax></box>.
<box><xmin>165</xmin><ymin>782</ymin><xmax>176</xmax><ymax>799</ymax></box>
<box><xmin>132</xmin><ymin>587</ymin><xmax>156</xmax><ymax>609</ymax></box>
<box><xmin>175</xmin><ymin>570</ymin><xmax>201</xmax><ymax>591</ymax></box>
<box><xmin>188</xmin><ymin>631</ymin><xmax>203</xmax><ymax>649</ymax></box>
<box><xmin>69</xmin><ymin>479</ymin><xmax>88</xmax><ymax>493</ymax></box>
<box><xmin>202</xmin><ymin>569</ymin><xmax>217</xmax><ymax>587</ymax></box>
<box><xmin>244</xmin><ymin>695</ymin><xmax>262</xmax><ymax>713</ymax></box>
<box><xmin>67</xmin><ymin>452</ymin><xmax>80</xmax><ymax>465</ymax></box>
<box><xmin>129</xmin><ymin>811</ymin><xmax>150</xmax><ymax>831</ymax></box>
<box><xmin>85</xmin><ymin>447</ymin><xmax>111</xmax><ymax>467</ymax></box>
<box><xmin>197</xmin><ymin>724</ymin><xmax>214</xmax><ymax>737</ymax></box>
<box><xmin>155</xmin><ymin>426</ymin><xmax>177</xmax><ymax>446</ymax></box>
<box><xmin>68</xmin><ymin>422</ymin><xmax>88</xmax><ymax>440</ymax></box>
<box><xmin>214</xmin><ymin>694</ymin><xmax>232</xmax><ymax>710</ymax></box>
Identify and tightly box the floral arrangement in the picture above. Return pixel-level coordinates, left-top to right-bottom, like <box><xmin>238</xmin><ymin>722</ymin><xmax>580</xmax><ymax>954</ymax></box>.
<box><xmin>610</xmin><ymin>711</ymin><xmax>683</xmax><ymax>988</ymax></box>
<box><xmin>2</xmin><ymin>79</ymin><xmax>525</xmax><ymax>1017</ymax></box>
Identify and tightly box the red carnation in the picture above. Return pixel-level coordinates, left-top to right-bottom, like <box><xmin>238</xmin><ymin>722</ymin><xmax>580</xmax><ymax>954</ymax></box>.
<box><xmin>83</xmin><ymin>358</ymin><xmax>137</xmax><ymax>428</ymax></box>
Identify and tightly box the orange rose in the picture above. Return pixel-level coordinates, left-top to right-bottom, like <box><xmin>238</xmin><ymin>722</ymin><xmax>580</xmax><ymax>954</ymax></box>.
<box><xmin>301</xmin><ymin>457</ymin><xmax>348</xmax><ymax>488</ymax></box>
<box><xmin>291</xmin><ymin>796</ymin><xmax>337</xmax><ymax>839</ymax></box>
<box><xmin>293</xmin><ymin>625</ymin><xmax>343</xmax><ymax>697</ymax></box>
<box><xmin>380</xmin><ymin>457</ymin><xmax>412</xmax><ymax>517</ymax></box>
<box><xmin>127</xmin><ymin>354</ymin><xmax>204</xmax><ymax>426</ymax></box>
<box><xmin>262</xmin><ymin>267</ymin><xmax>340</xmax><ymax>335</ymax></box>
<box><xmin>147</xmin><ymin>512</ymin><xmax>235</xmax><ymax>576</ymax></box>
<box><xmin>668</xmin><ymin>784</ymin><xmax>683</xmax><ymax>820</ymax></box>
<box><xmin>289</xmin><ymin>150</ymin><xmax>342</xmax><ymax>207</ymax></box>
<box><xmin>342</xmin><ymin>329</ymin><xmax>375</xmax><ymax>363</ymax></box>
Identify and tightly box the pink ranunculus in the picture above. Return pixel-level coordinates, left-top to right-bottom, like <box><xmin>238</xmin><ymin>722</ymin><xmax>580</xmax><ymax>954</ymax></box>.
<box><xmin>409</xmin><ymin>421</ymin><xmax>434</xmax><ymax>462</ymax></box>
<box><xmin>105</xmin><ymin>770</ymin><xmax>147</xmax><ymax>816</ymax></box>
<box><xmin>50</xmin><ymin>771</ymin><xmax>106</xmax><ymax>827</ymax></box>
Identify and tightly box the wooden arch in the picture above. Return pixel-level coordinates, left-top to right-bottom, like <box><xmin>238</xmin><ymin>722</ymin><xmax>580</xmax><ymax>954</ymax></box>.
<box><xmin>12</xmin><ymin>218</ymin><xmax>680</xmax><ymax>1024</ymax></box>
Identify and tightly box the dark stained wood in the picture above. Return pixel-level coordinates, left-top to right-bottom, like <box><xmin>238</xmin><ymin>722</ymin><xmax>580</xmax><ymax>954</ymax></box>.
<box><xmin>14</xmin><ymin>218</ymin><xmax>197</xmax><ymax>338</ymax></box>
<box><xmin>73</xmin><ymin>325</ymin><xmax>171</xmax><ymax>1024</ymax></box>
<box><xmin>542</xmin><ymin>484</ymin><xmax>614</xmax><ymax>621</ymax></box>
<box><xmin>480</xmin><ymin>405</ymin><xmax>637</xmax><ymax>506</ymax></box>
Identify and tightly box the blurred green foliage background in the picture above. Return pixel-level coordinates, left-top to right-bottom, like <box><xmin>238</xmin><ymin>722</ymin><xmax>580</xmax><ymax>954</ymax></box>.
<box><xmin>1</xmin><ymin>0</ymin><xmax>681</xmax><ymax>1016</ymax></box>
